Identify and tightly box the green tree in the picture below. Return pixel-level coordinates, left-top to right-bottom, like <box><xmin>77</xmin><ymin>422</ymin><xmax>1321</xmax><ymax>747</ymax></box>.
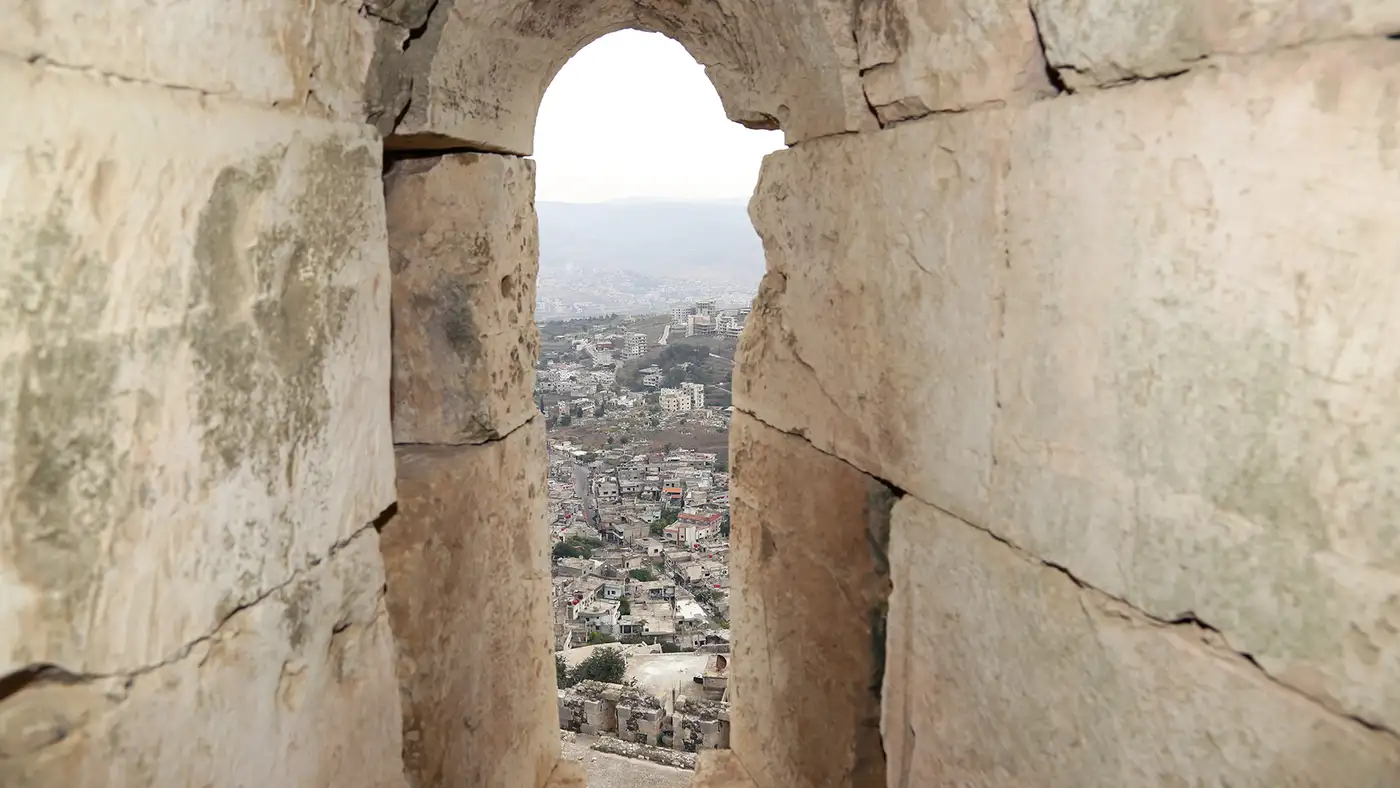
<box><xmin>552</xmin><ymin>541</ymin><xmax>584</xmax><ymax>560</ymax></box>
<box><xmin>658</xmin><ymin>509</ymin><xmax>680</xmax><ymax>526</ymax></box>
<box><xmin>619</xmin><ymin>599</ymin><xmax>631</xmax><ymax>615</ymax></box>
<box><xmin>559</xmin><ymin>414</ymin><xmax>572</xmax><ymax>427</ymax></box>
<box><xmin>585</xmin><ymin>631</ymin><xmax>618</xmax><ymax>646</ymax></box>
<box><xmin>606</xmin><ymin>436</ymin><xmax>615</xmax><ymax>446</ymax></box>
<box><xmin>569</xmin><ymin>646</ymin><xmax>626</xmax><ymax>683</ymax></box>
<box><xmin>649</xmin><ymin>521</ymin><xmax>666</xmax><ymax>537</ymax></box>
<box><xmin>720</xmin><ymin>513</ymin><xmax>730</xmax><ymax>538</ymax></box>
<box><xmin>629</xmin><ymin>567</ymin><xmax>656</xmax><ymax>582</ymax></box>
<box><xmin>556</xmin><ymin>654</ymin><xmax>569</xmax><ymax>687</ymax></box>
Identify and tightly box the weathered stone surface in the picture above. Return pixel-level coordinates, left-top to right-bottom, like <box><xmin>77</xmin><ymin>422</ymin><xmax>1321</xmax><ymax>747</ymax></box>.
<box><xmin>885</xmin><ymin>496</ymin><xmax>1400</xmax><ymax>786</ymax></box>
<box><xmin>386</xmin><ymin>152</ymin><xmax>539</xmax><ymax>444</ymax></box>
<box><xmin>1</xmin><ymin>0</ymin><xmax>374</xmax><ymax>119</ymax></box>
<box><xmin>384</xmin><ymin>421</ymin><xmax>558</xmax><ymax>788</ymax></box>
<box><xmin>0</xmin><ymin>529</ymin><xmax>408</xmax><ymax>788</ymax></box>
<box><xmin>0</xmin><ymin>60</ymin><xmax>395</xmax><ymax>677</ymax></box>
<box><xmin>384</xmin><ymin>0</ymin><xmax>876</xmax><ymax>153</ymax></box>
<box><xmin>857</xmin><ymin>0</ymin><xmax>1053</xmax><ymax>122</ymax></box>
<box><xmin>690</xmin><ymin>750</ymin><xmax>759</xmax><ymax>788</ymax></box>
<box><xmin>363</xmin><ymin>20</ymin><xmax>415</xmax><ymax>137</ymax></box>
<box><xmin>1033</xmin><ymin>0</ymin><xmax>1400</xmax><ymax>88</ymax></box>
<box><xmin>995</xmin><ymin>40</ymin><xmax>1400</xmax><ymax>732</ymax></box>
<box><xmin>543</xmin><ymin>759</ymin><xmax>588</xmax><ymax>788</ymax></box>
<box><xmin>728</xmin><ymin>413</ymin><xmax>888</xmax><ymax>788</ymax></box>
<box><xmin>365</xmin><ymin>0</ymin><xmax>440</xmax><ymax>29</ymax></box>
<box><xmin>737</xmin><ymin>112</ymin><xmax>1004</xmax><ymax>527</ymax></box>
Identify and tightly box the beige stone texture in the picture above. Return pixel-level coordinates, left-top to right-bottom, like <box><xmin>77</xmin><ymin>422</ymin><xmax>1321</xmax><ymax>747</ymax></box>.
<box><xmin>1</xmin><ymin>0</ymin><xmax>375</xmax><ymax>120</ymax></box>
<box><xmin>383</xmin><ymin>420</ymin><xmax>558</xmax><ymax>788</ymax></box>
<box><xmin>737</xmin><ymin>112</ymin><xmax>1004</xmax><ymax>527</ymax></box>
<box><xmin>380</xmin><ymin>0</ymin><xmax>876</xmax><ymax>153</ymax></box>
<box><xmin>857</xmin><ymin>0</ymin><xmax>1054</xmax><ymax>122</ymax></box>
<box><xmin>0</xmin><ymin>529</ymin><xmax>409</xmax><ymax>788</ymax></box>
<box><xmin>543</xmin><ymin>759</ymin><xmax>588</xmax><ymax>787</ymax></box>
<box><xmin>0</xmin><ymin>60</ymin><xmax>395</xmax><ymax>677</ymax></box>
<box><xmin>1032</xmin><ymin>0</ymin><xmax>1400</xmax><ymax>88</ymax></box>
<box><xmin>728</xmin><ymin>412</ymin><xmax>888</xmax><ymax>788</ymax></box>
<box><xmin>690</xmin><ymin>750</ymin><xmax>759</xmax><ymax>787</ymax></box>
<box><xmin>995</xmin><ymin>40</ymin><xmax>1400</xmax><ymax>732</ymax></box>
<box><xmin>386</xmin><ymin>153</ymin><xmax>540</xmax><ymax>445</ymax></box>
<box><xmin>884</xmin><ymin>496</ymin><xmax>1400</xmax><ymax>787</ymax></box>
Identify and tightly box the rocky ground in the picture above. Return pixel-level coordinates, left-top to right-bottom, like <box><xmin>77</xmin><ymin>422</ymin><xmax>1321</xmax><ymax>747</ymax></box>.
<box><xmin>560</xmin><ymin>734</ymin><xmax>692</xmax><ymax>788</ymax></box>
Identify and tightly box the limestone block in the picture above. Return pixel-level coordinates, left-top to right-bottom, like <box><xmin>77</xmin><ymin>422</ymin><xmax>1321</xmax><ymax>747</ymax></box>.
<box><xmin>383</xmin><ymin>421</ymin><xmax>558</xmax><ymax>788</ymax></box>
<box><xmin>691</xmin><ymin>750</ymin><xmax>759</xmax><ymax>788</ymax></box>
<box><xmin>386</xmin><ymin>153</ymin><xmax>540</xmax><ymax>444</ymax></box>
<box><xmin>1032</xmin><ymin>0</ymin><xmax>1400</xmax><ymax>88</ymax></box>
<box><xmin>0</xmin><ymin>530</ymin><xmax>409</xmax><ymax>788</ymax></box>
<box><xmin>363</xmin><ymin>20</ymin><xmax>414</xmax><ymax>137</ymax></box>
<box><xmin>728</xmin><ymin>413</ymin><xmax>889</xmax><ymax>788</ymax></box>
<box><xmin>857</xmin><ymin>0</ymin><xmax>1053</xmax><ymax>122</ymax></box>
<box><xmin>0</xmin><ymin>61</ymin><xmax>395</xmax><ymax>677</ymax></box>
<box><xmin>543</xmin><ymin>759</ymin><xmax>588</xmax><ymax>788</ymax></box>
<box><xmin>1</xmin><ymin>0</ymin><xmax>374</xmax><ymax>119</ymax></box>
<box><xmin>364</xmin><ymin>0</ymin><xmax>440</xmax><ymax>29</ymax></box>
<box><xmin>738</xmin><ymin>111</ymin><xmax>1005</xmax><ymax>526</ymax></box>
<box><xmin>386</xmin><ymin>0</ymin><xmax>876</xmax><ymax>153</ymax></box>
<box><xmin>885</xmin><ymin>497</ymin><xmax>1400</xmax><ymax>786</ymax></box>
<box><xmin>996</xmin><ymin>40</ymin><xmax>1400</xmax><ymax>731</ymax></box>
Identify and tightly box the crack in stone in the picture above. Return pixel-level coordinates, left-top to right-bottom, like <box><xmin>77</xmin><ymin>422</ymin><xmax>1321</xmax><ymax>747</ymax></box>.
<box><xmin>1026</xmin><ymin>2</ymin><xmax>1070</xmax><ymax>95</ymax></box>
<box><xmin>392</xmin><ymin>412</ymin><xmax>538</xmax><ymax>449</ymax></box>
<box><xmin>736</xmin><ymin>406</ymin><xmax>1399</xmax><ymax>742</ymax></box>
<box><xmin>878</xmin><ymin>98</ymin><xmax>1009</xmax><ymax>128</ymax></box>
<box><xmin>763</xmin><ymin>270</ymin><xmax>848</xmax><ymax>420</ymax></box>
<box><xmin>0</xmin><ymin>516</ymin><xmax>387</xmax><ymax>694</ymax></box>
<box><xmin>913</xmin><ymin>495</ymin><xmax>1400</xmax><ymax>743</ymax></box>
<box><xmin>848</xmin><ymin>0</ymin><xmax>890</xmax><ymax>129</ymax></box>
<box><xmin>5</xmin><ymin>51</ymin><xmax>228</xmax><ymax>99</ymax></box>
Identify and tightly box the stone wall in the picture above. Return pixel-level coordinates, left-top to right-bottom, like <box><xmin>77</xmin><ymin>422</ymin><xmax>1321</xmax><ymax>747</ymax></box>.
<box><xmin>7</xmin><ymin>0</ymin><xmax>1400</xmax><ymax>786</ymax></box>
<box><xmin>381</xmin><ymin>149</ymin><xmax>557</xmax><ymax>788</ymax></box>
<box><xmin>0</xmin><ymin>6</ymin><xmax>403</xmax><ymax>787</ymax></box>
<box><xmin>556</xmin><ymin>681</ymin><xmax>731</xmax><ymax>754</ymax></box>
<box><xmin>737</xmin><ymin>4</ymin><xmax>1400</xmax><ymax>786</ymax></box>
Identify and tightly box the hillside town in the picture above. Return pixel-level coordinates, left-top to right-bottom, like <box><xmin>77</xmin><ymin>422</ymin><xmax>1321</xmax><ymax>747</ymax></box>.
<box><xmin>538</xmin><ymin>302</ymin><xmax>746</xmax><ymax>770</ymax></box>
<box><xmin>541</xmin><ymin>300</ymin><xmax>742</xmax><ymax>666</ymax></box>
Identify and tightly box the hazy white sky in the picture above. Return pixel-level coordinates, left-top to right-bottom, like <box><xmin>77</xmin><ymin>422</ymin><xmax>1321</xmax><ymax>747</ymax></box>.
<box><xmin>532</xmin><ymin>30</ymin><xmax>785</xmax><ymax>203</ymax></box>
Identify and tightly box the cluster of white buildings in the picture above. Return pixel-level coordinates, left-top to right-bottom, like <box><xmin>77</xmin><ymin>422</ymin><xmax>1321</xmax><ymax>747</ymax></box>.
<box><xmin>571</xmin><ymin>331</ymin><xmax>652</xmax><ymax>365</ymax></box>
<box><xmin>672</xmin><ymin>299</ymin><xmax>748</xmax><ymax>339</ymax></box>
<box><xmin>537</xmin><ymin>364</ymin><xmax>617</xmax><ymax>397</ymax></box>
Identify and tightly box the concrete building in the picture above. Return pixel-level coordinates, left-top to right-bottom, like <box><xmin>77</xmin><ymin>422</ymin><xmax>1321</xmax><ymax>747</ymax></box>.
<box><xmin>624</xmin><ymin>332</ymin><xmax>649</xmax><ymax>358</ymax></box>
<box><xmin>685</xmin><ymin>314</ymin><xmax>714</xmax><ymax>337</ymax></box>
<box><xmin>680</xmin><ymin>381</ymin><xmax>705</xmax><ymax>409</ymax></box>
<box><xmin>658</xmin><ymin>388</ymin><xmax>692</xmax><ymax>412</ymax></box>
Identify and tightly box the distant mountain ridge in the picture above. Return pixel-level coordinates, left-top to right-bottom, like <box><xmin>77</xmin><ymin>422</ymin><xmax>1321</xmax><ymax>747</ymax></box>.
<box><xmin>536</xmin><ymin>199</ymin><xmax>764</xmax><ymax>284</ymax></box>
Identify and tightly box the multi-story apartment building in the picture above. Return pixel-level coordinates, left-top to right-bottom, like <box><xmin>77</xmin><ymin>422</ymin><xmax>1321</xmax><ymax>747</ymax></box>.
<box><xmin>680</xmin><ymin>381</ymin><xmax>705</xmax><ymax>409</ymax></box>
